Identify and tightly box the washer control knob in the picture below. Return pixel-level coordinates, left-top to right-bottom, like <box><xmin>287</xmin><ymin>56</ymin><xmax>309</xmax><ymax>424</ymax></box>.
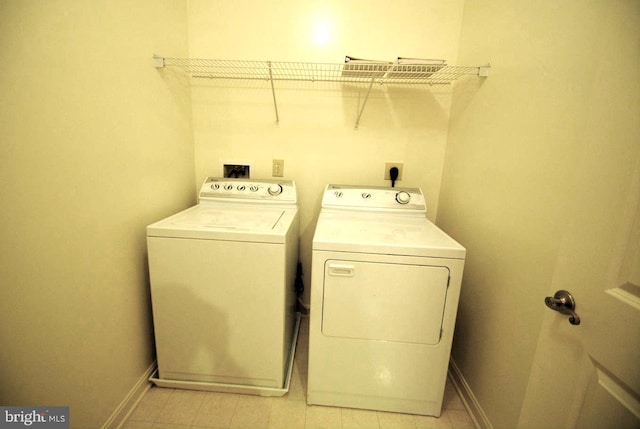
<box><xmin>224</xmin><ymin>184</ymin><xmax>233</xmax><ymax>191</ymax></box>
<box><xmin>250</xmin><ymin>185</ymin><xmax>259</xmax><ymax>192</ymax></box>
<box><xmin>268</xmin><ymin>183</ymin><xmax>283</xmax><ymax>196</ymax></box>
<box><xmin>395</xmin><ymin>191</ymin><xmax>411</xmax><ymax>205</ymax></box>
<box><xmin>211</xmin><ymin>183</ymin><xmax>220</xmax><ymax>190</ymax></box>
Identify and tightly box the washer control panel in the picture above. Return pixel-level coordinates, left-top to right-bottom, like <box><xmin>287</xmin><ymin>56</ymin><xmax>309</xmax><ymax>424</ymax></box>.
<box><xmin>322</xmin><ymin>184</ymin><xmax>426</xmax><ymax>213</ymax></box>
<box><xmin>199</xmin><ymin>177</ymin><xmax>297</xmax><ymax>204</ymax></box>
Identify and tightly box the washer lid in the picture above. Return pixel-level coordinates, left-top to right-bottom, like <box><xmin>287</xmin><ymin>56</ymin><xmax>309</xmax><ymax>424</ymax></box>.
<box><xmin>313</xmin><ymin>210</ymin><xmax>465</xmax><ymax>259</ymax></box>
<box><xmin>147</xmin><ymin>204</ymin><xmax>297</xmax><ymax>243</ymax></box>
<box><xmin>170</xmin><ymin>206</ymin><xmax>285</xmax><ymax>230</ymax></box>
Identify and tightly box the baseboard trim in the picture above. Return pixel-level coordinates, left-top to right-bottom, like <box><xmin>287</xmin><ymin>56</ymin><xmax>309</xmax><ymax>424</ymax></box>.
<box><xmin>101</xmin><ymin>360</ymin><xmax>157</xmax><ymax>429</ymax></box>
<box><xmin>448</xmin><ymin>358</ymin><xmax>493</xmax><ymax>429</ymax></box>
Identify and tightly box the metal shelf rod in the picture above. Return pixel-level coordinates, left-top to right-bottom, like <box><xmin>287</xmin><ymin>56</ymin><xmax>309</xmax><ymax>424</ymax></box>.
<box><xmin>354</xmin><ymin>77</ymin><xmax>376</xmax><ymax>130</ymax></box>
<box><xmin>268</xmin><ymin>61</ymin><xmax>280</xmax><ymax>127</ymax></box>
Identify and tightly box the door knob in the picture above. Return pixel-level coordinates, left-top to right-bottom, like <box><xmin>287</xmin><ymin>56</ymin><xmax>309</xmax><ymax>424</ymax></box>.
<box><xmin>544</xmin><ymin>290</ymin><xmax>581</xmax><ymax>325</ymax></box>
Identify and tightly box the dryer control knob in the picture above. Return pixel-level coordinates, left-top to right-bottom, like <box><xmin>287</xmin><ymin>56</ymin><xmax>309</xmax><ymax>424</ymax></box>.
<box><xmin>396</xmin><ymin>191</ymin><xmax>411</xmax><ymax>205</ymax></box>
<box><xmin>268</xmin><ymin>183</ymin><xmax>283</xmax><ymax>196</ymax></box>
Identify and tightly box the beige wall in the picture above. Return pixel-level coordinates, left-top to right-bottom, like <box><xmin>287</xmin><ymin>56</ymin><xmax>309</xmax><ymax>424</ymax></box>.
<box><xmin>440</xmin><ymin>1</ymin><xmax>640</xmax><ymax>428</ymax></box>
<box><xmin>4</xmin><ymin>1</ymin><xmax>636</xmax><ymax>428</ymax></box>
<box><xmin>187</xmin><ymin>0</ymin><xmax>466</xmax><ymax>303</ymax></box>
<box><xmin>0</xmin><ymin>1</ymin><xmax>193</xmax><ymax>427</ymax></box>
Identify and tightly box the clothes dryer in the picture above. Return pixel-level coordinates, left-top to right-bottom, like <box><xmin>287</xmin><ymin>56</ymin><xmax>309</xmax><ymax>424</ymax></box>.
<box><xmin>307</xmin><ymin>184</ymin><xmax>465</xmax><ymax>416</ymax></box>
<box><xmin>147</xmin><ymin>178</ymin><xmax>300</xmax><ymax>396</ymax></box>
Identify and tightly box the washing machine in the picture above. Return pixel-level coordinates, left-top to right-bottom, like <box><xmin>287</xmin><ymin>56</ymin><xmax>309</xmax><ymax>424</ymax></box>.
<box><xmin>307</xmin><ymin>184</ymin><xmax>465</xmax><ymax>416</ymax></box>
<box><xmin>146</xmin><ymin>177</ymin><xmax>300</xmax><ymax>396</ymax></box>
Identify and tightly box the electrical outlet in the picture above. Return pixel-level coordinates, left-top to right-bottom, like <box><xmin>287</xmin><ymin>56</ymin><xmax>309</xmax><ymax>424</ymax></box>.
<box><xmin>272</xmin><ymin>159</ymin><xmax>284</xmax><ymax>177</ymax></box>
<box><xmin>384</xmin><ymin>162</ymin><xmax>403</xmax><ymax>180</ymax></box>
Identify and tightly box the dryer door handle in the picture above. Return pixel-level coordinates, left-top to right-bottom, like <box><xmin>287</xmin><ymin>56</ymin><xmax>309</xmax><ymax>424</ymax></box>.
<box><xmin>327</xmin><ymin>264</ymin><xmax>355</xmax><ymax>277</ymax></box>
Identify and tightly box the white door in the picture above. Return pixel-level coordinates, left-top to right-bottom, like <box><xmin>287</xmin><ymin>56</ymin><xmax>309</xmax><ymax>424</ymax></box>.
<box><xmin>519</xmin><ymin>155</ymin><xmax>640</xmax><ymax>428</ymax></box>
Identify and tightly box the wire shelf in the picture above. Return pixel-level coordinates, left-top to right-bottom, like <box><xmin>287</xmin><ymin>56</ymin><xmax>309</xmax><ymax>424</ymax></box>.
<box><xmin>156</xmin><ymin>57</ymin><xmax>487</xmax><ymax>86</ymax></box>
<box><xmin>153</xmin><ymin>56</ymin><xmax>489</xmax><ymax>129</ymax></box>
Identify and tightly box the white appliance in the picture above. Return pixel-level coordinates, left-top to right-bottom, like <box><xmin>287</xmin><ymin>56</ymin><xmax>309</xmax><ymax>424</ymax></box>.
<box><xmin>147</xmin><ymin>177</ymin><xmax>300</xmax><ymax>396</ymax></box>
<box><xmin>307</xmin><ymin>184</ymin><xmax>466</xmax><ymax>416</ymax></box>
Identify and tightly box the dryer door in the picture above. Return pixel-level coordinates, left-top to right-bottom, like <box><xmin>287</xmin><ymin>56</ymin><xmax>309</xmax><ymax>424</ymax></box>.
<box><xmin>322</xmin><ymin>260</ymin><xmax>450</xmax><ymax>345</ymax></box>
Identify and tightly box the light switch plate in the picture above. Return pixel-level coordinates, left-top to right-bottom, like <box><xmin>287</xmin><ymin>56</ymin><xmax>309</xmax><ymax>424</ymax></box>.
<box><xmin>272</xmin><ymin>159</ymin><xmax>284</xmax><ymax>177</ymax></box>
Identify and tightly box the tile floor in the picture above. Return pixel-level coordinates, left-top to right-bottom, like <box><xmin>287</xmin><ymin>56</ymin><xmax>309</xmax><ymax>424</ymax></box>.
<box><xmin>122</xmin><ymin>317</ymin><xmax>475</xmax><ymax>429</ymax></box>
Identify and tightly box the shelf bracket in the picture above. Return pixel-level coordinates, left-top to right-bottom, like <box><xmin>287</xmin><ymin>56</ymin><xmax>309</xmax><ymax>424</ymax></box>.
<box><xmin>478</xmin><ymin>63</ymin><xmax>491</xmax><ymax>77</ymax></box>
<box><xmin>268</xmin><ymin>61</ymin><xmax>280</xmax><ymax>127</ymax></box>
<box><xmin>354</xmin><ymin>77</ymin><xmax>376</xmax><ymax>130</ymax></box>
<box><xmin>153</xmin><ymin>55</ymin><xmax>165</xmax><ymax>68</ymax></box>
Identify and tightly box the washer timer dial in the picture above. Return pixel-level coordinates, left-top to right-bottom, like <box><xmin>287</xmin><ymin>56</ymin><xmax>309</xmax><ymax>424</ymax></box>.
<box><xmin>268</xmin><ymin>183</ymin><xmax>283</xmax><ymax>196</ymax></box>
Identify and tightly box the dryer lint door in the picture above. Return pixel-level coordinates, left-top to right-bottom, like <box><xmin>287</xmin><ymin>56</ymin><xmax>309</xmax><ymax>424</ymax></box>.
<box><xmin>321</xmin><ymin>260</ymin><xmax>449</xmax><ymax>344</ymax></box>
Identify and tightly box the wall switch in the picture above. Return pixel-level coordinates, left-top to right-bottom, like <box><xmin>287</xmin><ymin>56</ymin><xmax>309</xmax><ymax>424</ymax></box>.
<box><xmin>272</xmin><ymin>159</ymin><xmax>284</xmax><ymax>177</ymax></box>
<box><xmin>384</xmin><ymin>162</ymin><xmax>403</xmax><ymax>180</ymax></box>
